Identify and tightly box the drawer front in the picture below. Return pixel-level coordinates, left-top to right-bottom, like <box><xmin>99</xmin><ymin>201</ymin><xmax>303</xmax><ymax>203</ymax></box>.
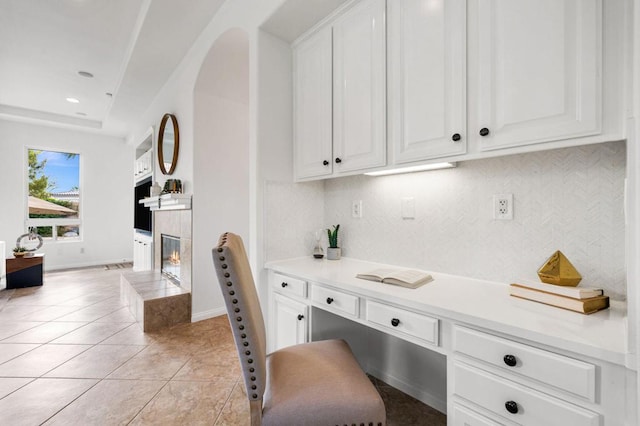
<box><xmin>310</xmin><ymin>284</ymin><xmax>359</xmax><ymax>318</ymax></box>
<box><xmin>453</xmin><ymin>326</ymin><xmax>596</xmax><ymax>401</ymax></box>
<box><xmin>451</xmin><ymin>404</ymin><xmax>504</xmax><ymax>426</ymax></box>
<box><xmin>273</xmin><ymin>273</ymin><xmax>307</xmax><ymax>298</ymax></box>
<box><xmin>366</xmin><ymin>300</ymin><xmax>439</xmax><ymax>346</ymax></box>
<box><xmin>453</xmin><ymin>362</ymin><xmax>599</xmax><ymax>426</ymax></box>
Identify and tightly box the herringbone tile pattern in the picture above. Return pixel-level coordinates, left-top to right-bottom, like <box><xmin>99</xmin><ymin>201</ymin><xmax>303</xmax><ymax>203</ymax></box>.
<box><xmin>267</xmin><ymin>141</ymin><xmax>626</xmax><ymax>299</ymax></box>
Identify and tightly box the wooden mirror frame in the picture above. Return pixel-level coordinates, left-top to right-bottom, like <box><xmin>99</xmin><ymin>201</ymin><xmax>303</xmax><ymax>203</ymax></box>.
<box><xmin>158</xmin><ymin>113</ymin><xmax>179</xmax><ymax>175</ymax></box>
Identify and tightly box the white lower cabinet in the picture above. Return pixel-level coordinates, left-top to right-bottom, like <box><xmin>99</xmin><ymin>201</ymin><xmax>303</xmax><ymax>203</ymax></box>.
<box><xmin>452</xmin><ymin>326</ymin><xmax>601</xmax><ymax>426</ymax></box>
<box><xmin>133</xmin><ymin>233</ymin><xmax>152</xmax><ymax>271</ymax></box>
<box><xmin>453</xmin><ymin>362</ymin><xmax>599</xmax><ymax>426</ymax></box>
<box><xmin>272</xmin><ymin>293</ymin><xmax>308</xmax><ymax>352</ymax></box>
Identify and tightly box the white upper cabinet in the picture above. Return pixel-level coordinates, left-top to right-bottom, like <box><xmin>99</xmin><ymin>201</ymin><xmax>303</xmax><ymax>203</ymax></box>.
<box><xmin>332</xmin><ymin>0</ymin><xmax>387</xmax><ymax>173</ymax></box>
<box><xmin>293</xmin><ymin>26</ymin><xmax>333</xmax><ymax>180</ymax></box>
<box><xmin>293</xmin><ymin>0</ymin><xmax>386</xmax><ymax>181</ymax></box>
<box><xmin>388</xmin><ymin>0</ymin><xmax>467</xmax><ymax>164</ymax></box>
<box><xmin>472</xmin><ymin>0</ymin><xmax>602</xmax><ymax>151</ymax></box>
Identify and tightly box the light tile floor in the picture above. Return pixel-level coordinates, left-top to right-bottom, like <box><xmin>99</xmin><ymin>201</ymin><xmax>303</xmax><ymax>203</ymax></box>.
<box><xmin>0</xmin><ymin>266</ymin><xmax>446</xmax><ymax>425</ymax></box>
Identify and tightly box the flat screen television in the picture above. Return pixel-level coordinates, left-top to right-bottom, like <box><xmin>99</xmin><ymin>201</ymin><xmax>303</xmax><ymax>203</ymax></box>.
<box><xmin>134</xmin><ymin>177</ymin><xmax>152</xmax><ymax>233</ymax></box>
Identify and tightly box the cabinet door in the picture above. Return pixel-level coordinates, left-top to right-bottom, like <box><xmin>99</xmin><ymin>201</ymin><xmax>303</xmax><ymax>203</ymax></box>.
<box><xmin>474</xmin><ymin>0</ymin><xmax>601</xmax><ymax>150</ymax></box>
<box><xmin>294</xmin><ymin>26</ymin><xmax>333</xmax><ymax>180</ymax></box>
<box><xmin>333</xmin><ymin>0</ymin><xmax>386</xmax><ymax>173</ymax></box>
<box><xmin>388</xmin><ymin>0</ymin><xmax>466</xmax><ymax>164</ymax></box>
<box><xmin>273</xmin><ymin>294</ymin><xmax>308</xmax><ymax>351</ymax></box>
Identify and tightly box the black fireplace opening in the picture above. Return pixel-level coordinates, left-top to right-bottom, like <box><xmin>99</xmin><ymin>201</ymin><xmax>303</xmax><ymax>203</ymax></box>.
<box><xmin>161</xmin><ymin>234</ymin><xmax>180</xmax><ymax>284</ymax></box>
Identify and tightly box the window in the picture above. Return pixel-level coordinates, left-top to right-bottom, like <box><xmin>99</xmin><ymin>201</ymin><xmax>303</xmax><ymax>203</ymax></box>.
<box><xmin>27</xmin><ymin>149</ymin><xmax>81</xmax><ymax>241</ymax></box>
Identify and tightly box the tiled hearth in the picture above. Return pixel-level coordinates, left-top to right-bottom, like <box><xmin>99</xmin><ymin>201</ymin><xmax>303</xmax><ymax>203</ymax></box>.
<box><xmin>121</xmin><ymin>209</ymin><xmax>192</xmax><ymax>331</ymax></box>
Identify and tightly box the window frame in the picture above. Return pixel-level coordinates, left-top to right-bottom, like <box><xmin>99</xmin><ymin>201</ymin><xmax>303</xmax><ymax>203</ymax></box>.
<box><xmin>25</xmin><ymin>147</ymin><xmax>83</xmax><ymax>243</ymax></box>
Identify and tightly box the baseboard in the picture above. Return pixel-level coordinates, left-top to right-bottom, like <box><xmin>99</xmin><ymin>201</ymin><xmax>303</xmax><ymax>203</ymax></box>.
<box><xmin>191</xmin><ymin>307</ymin><xmax>227</xmax><ymax>322</ymax></box>
<box><xmin>46</xmin><ymin>258</ymin><xmax>133</xmax><ymax>271</ymax></box>
<box><xmin>367</xmin><ymin>366</ymin><xmax>447</xmax><ymax>414</ymax></box>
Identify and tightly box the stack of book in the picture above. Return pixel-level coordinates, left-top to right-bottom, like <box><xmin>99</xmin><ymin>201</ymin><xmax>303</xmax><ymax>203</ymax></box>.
<box><xmin>509</xmin><ymin>281</ymin><xmax>609</xmax><ymax>314</ymax></box>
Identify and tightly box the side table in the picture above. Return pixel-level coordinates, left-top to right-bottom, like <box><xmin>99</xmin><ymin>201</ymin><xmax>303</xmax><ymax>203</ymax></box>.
<box><xmin>6</xmin><ymin>253</ymin><xmax>44</xmax><ymax>289</ymax></box>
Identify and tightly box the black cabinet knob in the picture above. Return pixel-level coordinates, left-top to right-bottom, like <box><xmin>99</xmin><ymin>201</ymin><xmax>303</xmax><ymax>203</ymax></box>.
<box><xmin>297</xmin><ymin>314</ymin><xmax>304</xmax><ymax>321</ymax></box>
<box><xmin>452</xmin><ymin>133</ymin><xmax>461</xmax><ymax>142</ymax></box>
<box><xmin>391</xmin><ymin>318</ymin><xmax>400</xmax><ymax>327</ymax></box>
<box><xmin>281</xmin><ymin>282</ymin><xmax>288</xmax><ymax>288</ymax></box>
<box><xmin>326</xmin><ymin>297</ymin><xmax>334</xmax><ymax>304</ymax></box>
<box><xmin>503</xmin><ymin>354</ymin><xmax>517</xmax><ymax>367</ymax></box>
<box><xmin>323</xmin><ymin>160</ymin><xmax>329</xmax><ymax>166</ymax></box>
<box><xmin>335</xmin><ymin>157</ymin><xmax>342</xmax><ymax>164</ymax></box>
<box><xmin>479</xmin><ymin>127</ymin><xmax>490</xmax><ymax>137</ymax></box>
<box><xmin>505</xmin><ymin>401</ymin><xmax>518</xmax><ymax>414</ymax></box>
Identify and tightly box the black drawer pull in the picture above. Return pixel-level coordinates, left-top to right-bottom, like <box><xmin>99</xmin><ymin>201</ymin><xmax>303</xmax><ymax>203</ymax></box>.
<box><xmin>503</xmin><ymin>354</ymin><xmax>517</xmax><ymax>367</ymax></box>
<box><xmin>452</xmin><ymin>133</ymin><xmax>461</xmax><ymax>142</ymax></box>
<box><xmin>281</xmin><ymin>282</ymin><xmax>288</xmax><ymax>288</ymax></box>
<box><xmin>335</xmin><ymin>157</ymin><xmax>342</xmax><ymax>164</ymax></box>
<box><xmin>297</xmin><ymin>314</ymin><xmax>304</xmax><ymax>321</ymax></box>
<box><xmin>505</xmin><ymin>401</ymin><xmax>518</xmax><ymax>414</ymax></box>
<box><xmin>323</xmin><ymin>160</ymin><xmax>329</xmax><ymax>166</ymax></box>
<box><xmin>326</xmin><ymin>297</ymin><xmax>334</xmax><ymax>304</ymax></box>
<box><xmin>479</xmin><ymin>127</ymin><xmax>490</xmax><ymax>137</ymax></box>
<box><xmin>391</xmin><ymin>318</ymin><xmax>400</xmax><ymax>327</ymax></box>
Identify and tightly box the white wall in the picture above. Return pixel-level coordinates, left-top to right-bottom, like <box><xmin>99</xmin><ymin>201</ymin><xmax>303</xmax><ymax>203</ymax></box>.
<box><xmin>126</xmin><ymin>0</ymin><xmax>293</xmax><ymax>320</ymax></box>
<box><xmin>316</xmin><ymin>141</ymin><xmax>626</xmax><ymax>298</ymax></box>
<box><xmin>192</xmin><ymin>28</ymin><xmax>250</xmax><ymax>320</ymax></box>
<box><xmin>0</xmin><ymin>119</ymin><xmax>133</xmax><ymax>269</ymax></box>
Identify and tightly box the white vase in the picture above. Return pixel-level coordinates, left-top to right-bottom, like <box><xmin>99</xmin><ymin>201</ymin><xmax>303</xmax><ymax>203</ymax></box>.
<box><xmin>327</xmin><ymin>247</ymin><xmax>341</xmax><ymax>260</ymax></box>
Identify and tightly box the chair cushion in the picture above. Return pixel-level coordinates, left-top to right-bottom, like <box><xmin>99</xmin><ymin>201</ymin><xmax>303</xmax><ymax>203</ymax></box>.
<box><xmin>262</xmin><ymin>339</ymin><xmax>386</xmax><ymax>426</ymax></box>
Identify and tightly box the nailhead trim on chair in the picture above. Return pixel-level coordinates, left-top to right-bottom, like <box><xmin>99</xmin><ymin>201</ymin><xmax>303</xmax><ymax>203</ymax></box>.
<box><xmin>217</xmin><ymin>241</ymin><xmax>260</xmax><ymax>402</ymax></box>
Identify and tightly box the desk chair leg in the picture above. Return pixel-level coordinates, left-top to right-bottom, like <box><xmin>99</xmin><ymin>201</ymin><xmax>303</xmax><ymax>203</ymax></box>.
<box><xmin>250</xmin><ymin>399</ymin><xmax>262</xmax><ymax>426</ymax></box>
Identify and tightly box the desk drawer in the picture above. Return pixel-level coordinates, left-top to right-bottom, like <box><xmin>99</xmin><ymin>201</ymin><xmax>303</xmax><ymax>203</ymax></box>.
<box><xmin>451</xmin><ymin>404</ymin><xmax>503</xmax><ymax>426</ymax></box>
<box><xmin>366</xmin><ymin>300</ymin><xmax>439</xmax><ymax>346</ymax></box>
<box><xmin>454</xmin><ymin>362</ymin><xmax>599</xmax><ymax>426</ymax></box>
<box><xmin>453</xmin><ymin>326</ymin><xmax>595</xmax><ymax>401</ymax></box>
<box><xmin>310</xmin><ymin>284</ymin><xmax>359</xmax><ymax>318</ymax></box>
<box><xmin>273</xmin><ymin>273</ymin><xmax>307</xmax><ymax>298</ymax></box>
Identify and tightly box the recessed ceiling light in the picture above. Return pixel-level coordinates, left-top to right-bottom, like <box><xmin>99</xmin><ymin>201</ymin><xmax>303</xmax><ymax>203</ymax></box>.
<box><xmin>76</xmin><ymin>112</ymin><xmax>87</xmax><ymax>116</ymax></box>
<box><xmin>78</xmin><ymin>71</ymin><xmax>94</xmax><ymax>78</ymax></box>
<box><xmin>66</xmin><ymin>97</ymin><xmax>80</xmax><ymax>103</ymax></box>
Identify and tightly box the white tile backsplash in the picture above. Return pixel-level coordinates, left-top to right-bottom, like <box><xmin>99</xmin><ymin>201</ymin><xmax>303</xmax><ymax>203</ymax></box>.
<box><xmin>265</xmin><ymin>180</ymin><xmax>325</xmax><ymax>262</ymax></box>
<box><xmin>266</xmin><ymin>141</ymin><xmax>627</xmax><ymax>299</ymax></box>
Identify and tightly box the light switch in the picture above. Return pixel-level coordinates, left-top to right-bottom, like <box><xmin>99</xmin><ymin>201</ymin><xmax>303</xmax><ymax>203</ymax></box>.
<box><xmin>401</xmin><ymin>197</ymin><xmax>415</xmax><ymax>219</ymax></box>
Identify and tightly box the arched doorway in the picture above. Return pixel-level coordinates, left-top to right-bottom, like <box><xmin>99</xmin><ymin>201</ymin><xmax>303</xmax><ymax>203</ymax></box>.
<box><xmin>192</xmin><ymin>28</ymin><xmax>249</xmax><ymax>319</ymax></box>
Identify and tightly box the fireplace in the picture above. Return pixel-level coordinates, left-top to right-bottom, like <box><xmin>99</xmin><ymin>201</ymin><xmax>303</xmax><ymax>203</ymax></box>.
<box><xmin>161</xmin><ymin>234</ymin><xmax>181</xmax><ymax>284</ymax></box>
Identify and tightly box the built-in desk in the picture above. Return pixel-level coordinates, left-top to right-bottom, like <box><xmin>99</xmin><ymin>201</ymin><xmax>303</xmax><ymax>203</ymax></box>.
<box><xmin>265</xmin><ymin>257</ymin><xmax>636</xmax><ymax>426</ymax></box>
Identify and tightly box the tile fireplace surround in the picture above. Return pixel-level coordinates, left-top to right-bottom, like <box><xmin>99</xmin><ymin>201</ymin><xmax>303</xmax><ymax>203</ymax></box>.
<box><xmin>121</xmin><ymin>209</ymin><xmax>192</xmax><ymax>331</ymax></box>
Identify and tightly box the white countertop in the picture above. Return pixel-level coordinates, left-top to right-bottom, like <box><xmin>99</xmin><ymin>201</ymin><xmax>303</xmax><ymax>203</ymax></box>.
<box><xmin>265</xmin><ymin>257</ymin><xmax>630</xmax><ymax>367</ymax></box>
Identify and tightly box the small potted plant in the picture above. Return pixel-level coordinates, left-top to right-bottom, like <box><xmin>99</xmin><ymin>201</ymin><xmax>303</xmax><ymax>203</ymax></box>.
<box><xmin>326</xmin><ymin>224</ymin><xmax>341</xmax><ymax>260</ymax></box>
<box><xmin>13</xmin><ymin>246</ymin><xmax>27</xmax><ymax>258</ymax></box>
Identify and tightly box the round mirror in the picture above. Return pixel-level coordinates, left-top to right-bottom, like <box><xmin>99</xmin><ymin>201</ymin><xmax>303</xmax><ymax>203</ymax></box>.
<box><xmin>158</xmin><ymin>113</ymin><xmax>179</xmax><ymax>175</ymax></box>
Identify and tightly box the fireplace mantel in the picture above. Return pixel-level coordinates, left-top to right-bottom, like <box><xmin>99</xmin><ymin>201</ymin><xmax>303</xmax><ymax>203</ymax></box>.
<box><xmin>139</xmin><ymin>193</ymin><xmax>191</xmax><ymax>211</ymax></box>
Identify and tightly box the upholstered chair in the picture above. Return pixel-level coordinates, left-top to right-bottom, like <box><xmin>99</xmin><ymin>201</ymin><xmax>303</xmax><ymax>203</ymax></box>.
<box><xmin>212</xmin><ymin>232</ymin><xmax>386</xmax><ymax>426</ymax></box>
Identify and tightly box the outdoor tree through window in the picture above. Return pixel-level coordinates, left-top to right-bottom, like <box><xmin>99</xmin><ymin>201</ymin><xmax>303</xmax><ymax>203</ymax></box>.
<box><xmin>27</xmin><ymin>149</ymin><xmax>81</xmax><ymax>241</ymax></box>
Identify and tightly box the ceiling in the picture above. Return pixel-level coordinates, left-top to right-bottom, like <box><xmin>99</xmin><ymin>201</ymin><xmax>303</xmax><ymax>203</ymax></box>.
<box><xmin>0</xmin><ymin>0</ymin><xmax>225</xmax><ymax>139</ymax></box>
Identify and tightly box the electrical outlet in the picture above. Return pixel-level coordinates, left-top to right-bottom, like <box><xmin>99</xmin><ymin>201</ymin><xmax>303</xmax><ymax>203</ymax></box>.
<box><xmin>493</xmin><ymin>194</ymin><xmax>513</xmax><ymax>220</ymax></box>
<box><xmin>352</xmin><ymin>200</ymin><xmax>363</xmax><ymax>218</ymax></box>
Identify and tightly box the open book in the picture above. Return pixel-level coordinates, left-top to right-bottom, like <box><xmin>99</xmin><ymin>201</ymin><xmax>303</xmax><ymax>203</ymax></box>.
<box><xmin>356</xmin><ymin>268</ymin><xmax>433</xmax><ymax>289</ymax></box>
